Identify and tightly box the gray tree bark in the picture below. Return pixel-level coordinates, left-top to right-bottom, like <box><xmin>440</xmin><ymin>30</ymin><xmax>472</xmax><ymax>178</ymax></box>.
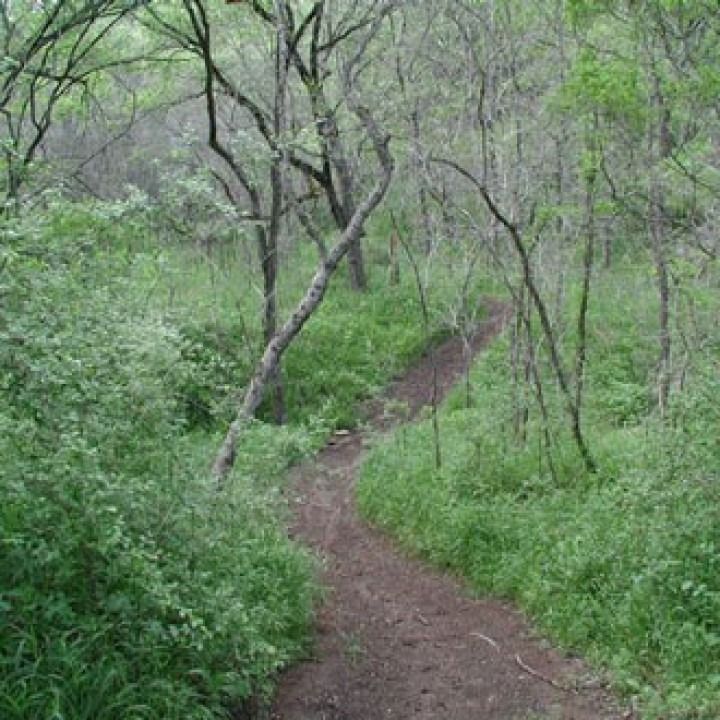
<box><xmin>433</xmin><ymin>157</ymin><xmax>597</xmax><ymax>474</ymax></box>
<box><xmin>212</xmin><ymin>106</ymin><xmax>393</xmax><ymax>483</ymax></box>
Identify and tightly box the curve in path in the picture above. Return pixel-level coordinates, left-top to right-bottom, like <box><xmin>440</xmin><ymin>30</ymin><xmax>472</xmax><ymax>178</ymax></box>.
<box><xmin>270</xmin><ymin>299</ymin><xmax>629</xmax><ymax>720</ymax></box>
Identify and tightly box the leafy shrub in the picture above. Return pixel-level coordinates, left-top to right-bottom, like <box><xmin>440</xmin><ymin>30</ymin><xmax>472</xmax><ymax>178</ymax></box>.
<box><xmin>0</xmin><ymin>197</ymin><xmax>453</xmax><ymax>718</ymax></box>
<box><xmin>175</xmin><ymin>318</ymin><xmax>254</xmax><ymax>429</ymax></box>
<box><xmin>0</xmin><ymin>209</ymin><xmax>316</xmax><ymax>718</ymax></box>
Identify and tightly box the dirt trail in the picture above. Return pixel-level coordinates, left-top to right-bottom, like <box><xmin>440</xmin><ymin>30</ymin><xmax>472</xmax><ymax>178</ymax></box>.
<box><xmin>270</xmin><ymin>299</ymin><xmax>629</xmax><ymax>720</ymax></box>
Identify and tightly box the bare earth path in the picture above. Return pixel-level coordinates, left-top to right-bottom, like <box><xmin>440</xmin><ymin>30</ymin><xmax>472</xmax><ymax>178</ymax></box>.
<box><xmin>270</xmin><ymin>300</ymin><xmax>630</xmax><ymax>720</ymax></box>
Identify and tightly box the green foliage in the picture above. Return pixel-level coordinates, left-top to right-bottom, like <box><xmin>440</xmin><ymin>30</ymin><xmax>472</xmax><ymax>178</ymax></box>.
<box><xmin>558</xmin><ymin>49</ymin><xmax>646</xmax><ymax>130</ymax></box>
<box><xmin>0</xmin><ymin>425</ymin><xmax>316</xmax><ymax>719</ymax></box>
<box><xmin>282</xmin><ymin>275</ymin><xmax>428</xmax><ymax>428</ymax></box>
<box><xmin>175</xmin><ymin>317</ymin><xmax>254</xmax><ymax>428</ymax></box>
<box><xmin>0</xmin><ymin>195</ymin><xmax>446</xmax><ymax>717</ymax></box>
<box><xmin>0</xmin><ymin>204</ymin><xmax>318</xmax><ymax>718</ymax></box>
<box><xmin>581</xmin><ymin>271</ymin><xmax>657</xmax><ymax>425</ymax></box>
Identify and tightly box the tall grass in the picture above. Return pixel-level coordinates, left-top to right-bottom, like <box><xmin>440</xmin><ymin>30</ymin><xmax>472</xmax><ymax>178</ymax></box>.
<box><xmin>358</xmin><ymin>259</ymin><xmax>720</xmax><ymax>719</ymax></box>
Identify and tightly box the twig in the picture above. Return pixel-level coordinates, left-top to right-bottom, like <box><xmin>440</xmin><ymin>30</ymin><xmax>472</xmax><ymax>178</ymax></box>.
<box><xmin>470</xmin><ymin>631</ymin><xmax>500</xmax><ymax>651</ymax></box>
<box><xmin>515</xmin><ymin>654</ymin><xmax>576</xmax><ymax>694</ymax></box>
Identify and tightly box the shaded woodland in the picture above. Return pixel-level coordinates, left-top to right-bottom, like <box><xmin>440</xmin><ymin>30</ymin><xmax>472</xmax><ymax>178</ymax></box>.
<box><xmin>1</xmin><ymin>1</ymin><xmax>719</xmax><ymax>718</ymax></box>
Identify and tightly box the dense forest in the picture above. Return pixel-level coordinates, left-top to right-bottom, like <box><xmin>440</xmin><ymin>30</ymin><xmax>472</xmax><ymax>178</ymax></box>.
<box><xmin>1</xmin><ymin>1</ymin><xmax>719</xmax><ymax>718</ymax></box>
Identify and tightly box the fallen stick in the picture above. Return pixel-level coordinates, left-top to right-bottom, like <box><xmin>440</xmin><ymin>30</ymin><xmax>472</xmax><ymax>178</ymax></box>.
<box><xmin>470</xmin><ymin>631</ymin><xmax>500</xmax><ymax>652</ymax></box>
<box><xmin>515</xmin><ymin>654</ymin><xmax>577</xmax><ymax>694</ymax></box>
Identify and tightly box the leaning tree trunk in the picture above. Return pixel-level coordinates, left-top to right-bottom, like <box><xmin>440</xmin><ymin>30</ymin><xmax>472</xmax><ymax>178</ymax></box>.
<box><xmin>212</xmin><ymin>106</ymin><xmax>393</xmax><ymax>484</ymax></box>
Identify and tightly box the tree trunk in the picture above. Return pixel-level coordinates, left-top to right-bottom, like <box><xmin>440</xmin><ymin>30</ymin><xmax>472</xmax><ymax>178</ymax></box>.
<box><xmin>389</xmin><ymin>230</ymin><xmax>400</xmax><ymax>285</ymax></box>
<box><xmin>649</xmin><ymin>73</ymin><xmax>672</xmax><ymax>417</ymax></box>
<box><xmin>650</xmin><ymin>181</ymin><xmax>671</xmax><ymax>416</ymax></box>
<box><xmin>511</xmin><ymin>285</ymin><xmax>528</xmax><ymax>442</ymax></box>
<box><xmin>411</xmin><ymin>107</ymin><xmax>433</xmax><ymax>255</ymax></box>
<box><xmin>395</xmin><ymin>221</ymin><xmax>442</xmax><ymax>470</ymax></box>
<box><xmin>189</xmin><ymin>0</ymin><xmax>286</xmax><ymax>422</ymax></box>
<box><xmin>335</xmin><ymin>155</ymin><xmax>367</xmax><ymax>292</ymax></box>
<box><xmin>212</xmin><ymin>107</ymin><xmax>393</xmax><ymax>483</ymax></box>
<box><xmin>432</xmin><ymin>157</ymin><xmax>597</xmax><ymax>473</ymax></box>
<box><xmin>264</xmin><ymin>0</ymin><xmax>289</xmax><ymax>424</ymax></box>
<box><xmin>575</xmin><ymin>121</ymin><xmax>598</xmax><ymax>434</ymax></box>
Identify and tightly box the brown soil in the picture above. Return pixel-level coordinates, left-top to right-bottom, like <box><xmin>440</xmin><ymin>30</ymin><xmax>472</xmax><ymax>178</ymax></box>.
<box><xmin>269</xmin><ymin>299</ymin><xmax>631</xmax><ymax>720</ymax></box>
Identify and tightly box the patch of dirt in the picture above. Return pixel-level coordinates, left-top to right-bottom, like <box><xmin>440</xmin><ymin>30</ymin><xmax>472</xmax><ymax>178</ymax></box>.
<box><xmin>269</xmin><ymin>299</ymin><xmax>631</xmax><ymax>720</ymax></box>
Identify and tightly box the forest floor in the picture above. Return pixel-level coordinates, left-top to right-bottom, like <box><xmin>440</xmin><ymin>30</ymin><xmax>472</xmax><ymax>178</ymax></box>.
<box><xmin>267</xmin><ymin>299</ymin><xmax>631</xmax><ymax>720</ymax></box>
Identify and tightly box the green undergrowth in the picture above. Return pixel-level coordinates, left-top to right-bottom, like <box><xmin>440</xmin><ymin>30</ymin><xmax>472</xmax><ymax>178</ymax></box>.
<box><xmin>358</xmin><ymin>261</ymin><xmax>720</xmax><ymax>719</ymax></box>
<box><xmin>282</xmin><ymin>275</ymin><xmax>435</xmax><ymax>427</ymax></box>
<box><xmin>0</xmin><ymin>199</ymin><xmax>447</xmax><ymax>718</ymax></box>
<box><xmin>137</xmin><ymin>233</ymin><xmax>438</xmax><ymax>431</ymax></box>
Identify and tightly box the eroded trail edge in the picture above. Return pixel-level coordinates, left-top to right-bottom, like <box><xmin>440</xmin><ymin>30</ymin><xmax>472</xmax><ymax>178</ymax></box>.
<box><xmin>270</xmin><ymin>299</ymin><xmax>627</xmax><ymax>720</ymax></box>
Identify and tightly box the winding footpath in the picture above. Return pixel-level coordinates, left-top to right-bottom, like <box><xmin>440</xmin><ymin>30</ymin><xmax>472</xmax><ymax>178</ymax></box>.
<box><xmin>270</xmin><ymin>300</ymin><xmax>631</xmax><ymax>720</ymax></box>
